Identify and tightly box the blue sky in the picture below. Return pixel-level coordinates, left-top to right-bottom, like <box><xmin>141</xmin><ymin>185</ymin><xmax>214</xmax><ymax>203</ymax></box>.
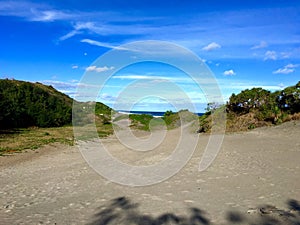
<box><xmin>0</xmin><ymin>0</ymin><xmax>300</xmax><ymax>112</ymax></box>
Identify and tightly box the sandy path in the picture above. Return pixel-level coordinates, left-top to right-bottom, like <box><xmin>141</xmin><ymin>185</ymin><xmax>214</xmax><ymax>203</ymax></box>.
<box><xmin>0</xmin><ymin>121</ymin><xmax>300</xmax><ymax>224</ymax></box>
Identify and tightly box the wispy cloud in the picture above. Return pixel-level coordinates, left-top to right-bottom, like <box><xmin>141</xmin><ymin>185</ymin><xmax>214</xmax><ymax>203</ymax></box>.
<box><xmin>80</xmin><ymin>39</ymin><xmax>127</xmax><ymax>50</ymax></box>
<box><xmin>112</xmin><ymin>75</ymin><xmax>156</xmax><ymax>80</ymax></box>
<box><xmin>0</xmin><ymin>1</ymin><xmax>75</xmax><ymax>22</ymax></box>
<box><xmin>99</xmin><ymin>93</ymin><xmax>117</xmax><ymax>103</ymax></box>
<box><xmin>202</xmin><ymin>42</ymin><xmax>221</xmax><ymax>51</ymax></box>
<box><xmin>273</xmin><ymin>64</ymin><xmax>298</xmax><ymax>74</ymax></box>
<box><xmin>280</xmin><ymin>52</ymin><xmax>292</xmax><ymax>59</ymax></box>
<box><xmin>264</xmin><ymin>50</ymin><xmax>277</xmax><ymax>60</ymax></box>
<box><xmin>1</xmin><ymin>1</ymin><xmax>300</xmax><ymax>62</ymax></box>
<box><xmin>223</xmin><ymin>69</ymin><xmax>236</xmax><ymax>76</ymax></box>
<box><xmin>59</xmin><ymin>22</ymin><xmax>108</xmax><ymax>41</ymax></box>
<box><xmin>111</xmin><ymin>74</ymin><xmax>195</xmax><ymax>83</ymax></box>
<box><xmin>112</xmin><ymin>75</ymin><xmax>189</xmax><ymax>83</ymax></box>
<box><xmin>251</xmin><ymin>41</ymin><xmax>268</xmax><ymax>49</ymax></box>
<box><xmin>86</xmin><ymin>65</ymin><xmax>115</xmax><ymax>73</ymax></box>
<box><xmin>42</xmin><ymin>80</ymin><xmax>78</xmax><ymax>89</ymax></box>
<box><xmin>72</xmin><ymin>65</ymin><xmax>79</xmax><ymax>69</ymax></box>
<box><xmin>30</xmin><ymin>10</ymin><xmax>74</xmax><ymax>22</ymax></box>
<box><xmin>59</xmin><ymin>30</ymin><xmax>81</xmax><ymax>41</ymax></box>
<box><xmin>2</xmin><ymin>2</ymin><xmax>299</xmax><ymax>50</ymax></box>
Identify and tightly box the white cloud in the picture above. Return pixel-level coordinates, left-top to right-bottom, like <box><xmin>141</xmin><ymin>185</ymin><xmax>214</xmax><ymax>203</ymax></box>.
<box><xmin>42</xmin><ymin>80</ymin><xmax>77</xmax><ymax>89</ymax></box>
<box><xmin>59</xmin><ymin>30</ymin><xmax>80</xmax><ymax>41</ymax></box>
<box><xmin>72</xmin><ymin>65</ymin><xmax>78</xmax><ymax>69</ymax></box>
<box><xmin>113</xmin><ymin>75</ymin><xmax>155</xmax><ymax>80</ymax></box>
<box><xmin>31</xmin><ymin>10</ymin><xmax>74</xmax><ymax>22</ymax></box>
<box><xmin>112</xmin><ymin>74</ymin><xmax>194</xmax><ymax>83</ymax></box>
<box><xmin>286</xmin><ymin>63</ymin><xmax>299</xmax><ymax>68</ymax></box>
<box><xmin>99</xmin><ymin>93</ymin><xmax>117</xmax><ymax>102</ymax></box>
<box><xmin>251</xmin><ymin>41</ymin><xmax>268</xmax><ymax>50</ymax></box>
<box><xmin>59</xmin><ymin>22</ymin><xmax>97</xmax><ymax>41</ymax></box>
<box><xmin>202</xmin><ymin>42</ymin><xmax>221</xmax><ymax>51</ymax></box>
<box><xmin>280</xmin><ymin>52</ymin><xmax>292</xmax><ymax>59</ymax></box>
<box><xmin>0</xmin><ymin>1</ymin><xmax>75</xmax><ymax>22</ymax></box>
<box><xmin>223</xmin><ymin>69</ymin><xmax>236</xmax><ymax>76</ymax></box>
<box><xmin>264</xmin><ymin>51</ymin><xmax>277</xmax><ymax>60</ymax></box>
<box><xmin>86</xmin><ymin>65</ymin><xmax>115</xmax><ymax>73</ymax></box>
<box><xmin>80</xmin><ymin>39</ymin><xmax>127</xmax><ymax>50</ymax></box>
<box><xmin>273</xmin><ymin>64</ymin><xmax>298</xmax><ymax>74</ymax></box>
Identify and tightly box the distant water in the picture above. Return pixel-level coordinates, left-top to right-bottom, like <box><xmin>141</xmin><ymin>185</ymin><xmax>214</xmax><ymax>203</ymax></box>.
<box><xmin>117</xmin><ymin>110</ymin><xmax>204</xmax><ymax>117</ymax></box>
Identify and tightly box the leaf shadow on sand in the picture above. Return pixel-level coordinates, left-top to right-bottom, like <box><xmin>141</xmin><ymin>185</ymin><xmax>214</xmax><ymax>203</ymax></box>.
<box><xmin>88</xmin><ymin>197</ymin><xmax>300</xmax><ymax>225</ymax></box>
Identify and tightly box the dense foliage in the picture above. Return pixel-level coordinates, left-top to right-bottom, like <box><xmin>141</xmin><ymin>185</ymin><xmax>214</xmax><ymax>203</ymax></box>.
<box><xmin>227</xmin><ymin>81</ymin><xmax>300</xmax><ymax>124</ymax></box>
<box><xmin>198</xmin><ymin>81</ymin><xmax>300</xmax><ymax>133</ymax></box>
<box><xmin>276</xmin><ymin>81</ymin><xmax>300</xmax><ymax>114</ymax></box>
<box><xmin>0</xmin><ymin>79</ymin><xmax>73</xmax><ymax>128</ymax></box>
<box><xmin>227</xmin><ymin>88</ymin><xmax>272</xmax><ymax>114</ymax></box>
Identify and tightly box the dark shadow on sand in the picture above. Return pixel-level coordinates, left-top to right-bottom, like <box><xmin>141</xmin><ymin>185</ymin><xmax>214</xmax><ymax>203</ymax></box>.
<box><xmin>88</xmin><ymin>197</ymin><xmax>300</xmax><ymax>225</ymax></box>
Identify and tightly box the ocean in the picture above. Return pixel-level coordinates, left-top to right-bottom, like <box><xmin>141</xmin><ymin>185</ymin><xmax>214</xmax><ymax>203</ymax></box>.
<box><xmin>117</xmin><ymin>110</ymin><xmax>204</xmax><ymax>117</ymax></box>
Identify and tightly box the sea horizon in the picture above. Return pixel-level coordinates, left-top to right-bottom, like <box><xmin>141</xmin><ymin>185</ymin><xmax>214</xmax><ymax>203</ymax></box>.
<box><xmin>117</xmin><ymin>110</ymin><xmax>204</xmax><ymax>117</ymax></box>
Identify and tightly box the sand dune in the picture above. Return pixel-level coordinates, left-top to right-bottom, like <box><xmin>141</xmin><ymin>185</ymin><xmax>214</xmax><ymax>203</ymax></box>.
<box><xmin>0</xmin><ymin>121</ymin><xmax>300</xmax><ymax>224</ymax></box>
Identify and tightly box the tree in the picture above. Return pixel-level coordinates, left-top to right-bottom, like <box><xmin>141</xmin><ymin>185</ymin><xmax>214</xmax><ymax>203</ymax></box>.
<box><xmin>163</xmin><ymin>110</ymin><xmax>174</xmax><ymax>117</ymax></box>
<box><xmin>276</xmin><ymin>83</ymin><xmax>300</xmax><ymax>114</ymax></box>
<box><xmin>227</xmin><ymin>88</ymin><xmax>271</xmax><ymax>114</ymax></box>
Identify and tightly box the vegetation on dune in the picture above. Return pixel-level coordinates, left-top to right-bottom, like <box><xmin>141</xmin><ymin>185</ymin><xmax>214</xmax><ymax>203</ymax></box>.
<box><xmin>163</xmin><ymin>109</ymin><xmax>199</xmax><ymax>129</ymax></box>
<box><xmin>0</xmin><ymin>126</ymin><xmax>74</xmax><ymax>155</ymax></box>
<box><xmin>72</xmin><ymin>101</ymin><xmax>114</xmax><ymax>140</ymax></box>
<box><xmin>0</xmin><ymin>79</ymin><xmax>72</xmax><ymax>128</ymax></box>
<box><xmin>113</xmin><ymin>109</ymin><xmax>199</xmax><ymax>131</ymax></box>
<box><xmin>1</xmin><ymin>78</ymin><xmax>299</xmax><ymax>153</ymax></box>
<box><xmin>0</xmin><ymin>79</ymin><xmax>114</xmax><ymax>154</ymax></box>
<box><xmin>128</xmin><ymin>114</ymin><xmax>157</xmax><ymax>131</ymax></box>
<box><xmin>162</xmin><ymin>110</ymin><xmax>179</xmax><ymax>128</ymax></box>
<box><xmin>0</xmin><ymin>79</ymin><xmax>115</xmax><ymax>129</ymax></box>
<box><xmin>199</xmin><ymin>81</ymin><xmax>300</xmax><ymax>132</ymax></box>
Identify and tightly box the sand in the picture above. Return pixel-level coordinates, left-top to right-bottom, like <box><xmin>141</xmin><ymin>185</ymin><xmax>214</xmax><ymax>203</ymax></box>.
<box><xmin>0</xmin><ymin>120</ymin><xmax>300</xmax><ymax>224</ymax></box>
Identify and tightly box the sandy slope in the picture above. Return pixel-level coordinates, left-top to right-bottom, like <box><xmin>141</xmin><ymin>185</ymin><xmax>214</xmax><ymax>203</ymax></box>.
<box><xmin>0</xmin><ymin>121</ymin><xmax>300</xmax><ymax>224</ymax></box>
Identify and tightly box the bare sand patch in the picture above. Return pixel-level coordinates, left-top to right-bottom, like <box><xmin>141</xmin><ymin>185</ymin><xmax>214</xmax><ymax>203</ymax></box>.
<box><xmin>0</xmin><ymin>121</ymin><xmax>299</xmax><ymax>224</ymax></box>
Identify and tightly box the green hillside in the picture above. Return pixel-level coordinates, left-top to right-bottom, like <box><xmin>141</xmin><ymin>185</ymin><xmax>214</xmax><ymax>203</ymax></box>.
<box><xmin>0</xmin><ymin>79</ymin><xmax>73</xmax><ymax>128</ymax></box>
<box><xmin>0</xmin><ymin>79</ymin><xmax>114</xmax><ymax>130</ymax></box>
<box><xmin>0</xmin><ymin>79</ymin><xmax>114</xmax><ymax>154</ymax></box>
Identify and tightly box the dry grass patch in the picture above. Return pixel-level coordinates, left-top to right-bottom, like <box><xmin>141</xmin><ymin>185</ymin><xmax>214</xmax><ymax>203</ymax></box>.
<box><xmin>0</xmin><ymin>121</ymin><xmax>113</xmax><ymax>155</ymax></box>
<box><xmin>0</xmin><ymin>126</ymin><xmax>74</xmax><ymax>155</ymax></box>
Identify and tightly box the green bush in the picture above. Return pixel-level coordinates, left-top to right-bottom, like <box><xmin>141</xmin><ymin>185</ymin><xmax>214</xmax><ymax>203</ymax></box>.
<box><xmin>129</xmin><ymin>114</ymin><xmax>154</xmax><ymax>131</ymax></box>
<box><xmin>227</xmin><ymin>81</ymin><xmax>300</xmax><ymax>123</ymax></box>
<box><xmin>248</xmin><ymin>123</ymin><xmax>256</xmax><ymax>130</ymax></box>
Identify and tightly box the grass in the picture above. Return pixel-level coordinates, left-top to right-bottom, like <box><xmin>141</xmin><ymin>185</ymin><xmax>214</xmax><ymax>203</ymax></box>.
<box><xmin>0</xmin><ymin>118</ymin><xmax>114</xmax><ymax>155</ymax></box>
<box><xmin>163</xmin><ymin>110</ymin><xmax>199</xmax><ymax>130</ymax></box>
<box><xmin>129</xmin><ymin>114</ymin><xmax>163</xmax><ymax>131</ymax></box>
<box><xmin>127</xmin><ymin>110</ymin><xmax>200</xmax><ymax>131</ymax></box>
<box><xmin>4</xmin><ymin>109</ymin><xmax>297</xmax><ymax>155</ymax></box>
<box><xmin>0</xmin><ymin>126</ymin><xmax>74</xmax><ymax>155</ymax></box>
<box><xmin>200</xmin><ymin>110</ymin><xmax>300</xmax><ymax>133</ymax></box>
